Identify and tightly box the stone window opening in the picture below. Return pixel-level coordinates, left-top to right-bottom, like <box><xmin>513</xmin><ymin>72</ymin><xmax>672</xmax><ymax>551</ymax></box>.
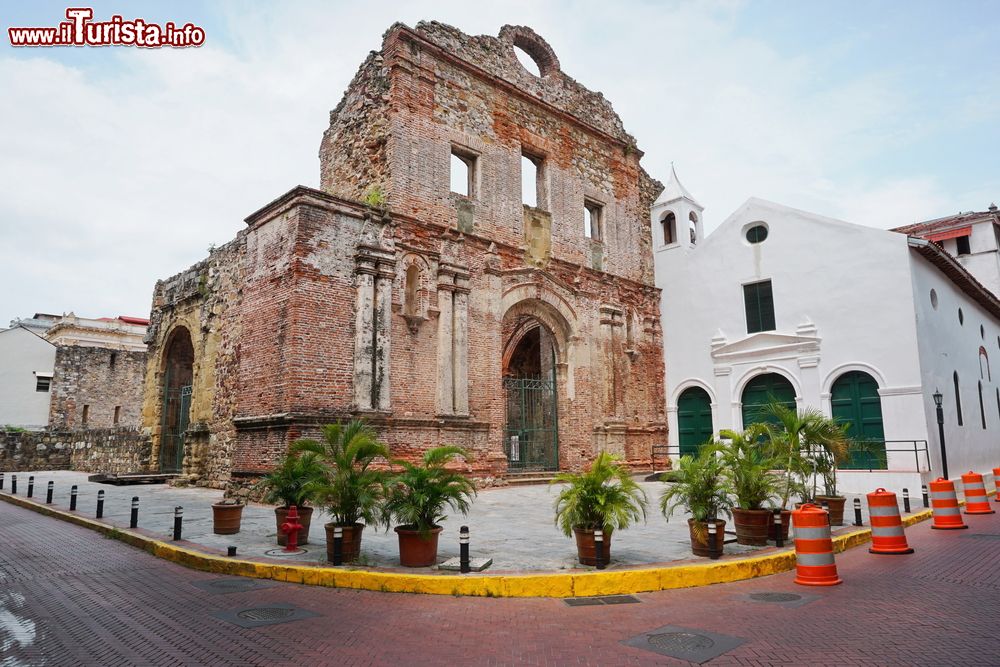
<box><xmin>513</xmin><ymin>45</ymin><xmax>542</xmax><ymax>77</ymax></box>
<box><xmin>35</xmin><ymin>374</ymin><xmax>51</xmax><ymax>392</ymax></box>
<box><xmin>956</xmin><ymin>235</ymin><xmax>971</xmax><ymax>256</ymax></box>
<box><xmin>113</xmin><ymin>405</ymin><xmax>121</xmax><ymax>425</ymax></box>
<box><xmin>521</xmin><ymin>152</ymin><xmax>547</xmax><ymax>210</ymax></box>
<box><xmin>109</xmin><ymin>351</ymin><xmax>117</xmax><ymax>368</ymax></box>
<box><xmin>661</xmin><ymin>211</ymin><xmax>676</xmax><ymax>246</ymax></box>
<box><xmin>584</xmin><ymin>200</ymin><xmax>603</xmax><ymax>241</ymax></box>
<box><xmin>978</xmin><ymin>380</ymin><xmax>987</xmax><ymax>429</ymax></box>
<box><xmin>689</xmin><ymin>211</ymin><xmax>698</xmax><ymax>245</ymax></box>
<box><xmin>450</xmin><ymin>147</ymin><xmax>477</xmax><ymax>198</ymax></box>
<box><xmin>81</xmin><ymin>404</ymin><xmax>90</xmax><ymax>427</ymax></box>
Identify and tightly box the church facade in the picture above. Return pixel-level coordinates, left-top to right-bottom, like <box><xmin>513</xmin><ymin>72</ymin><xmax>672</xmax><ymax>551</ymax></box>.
<box><xmin>140</xmin><ymin>22</ymin><xmax>667</xmax><ymax>488</ymax></box>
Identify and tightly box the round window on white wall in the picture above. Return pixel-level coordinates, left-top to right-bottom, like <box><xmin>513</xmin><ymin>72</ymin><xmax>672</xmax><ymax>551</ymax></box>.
<box><xmin>745</xmin><ymin>223</ymin><xmax>768</xmax><ymax>244</ymax></box>
<box><xmin>929</xmin><ymin>289</ymin><xmax>938</xmax><ymax>310</ymax></box>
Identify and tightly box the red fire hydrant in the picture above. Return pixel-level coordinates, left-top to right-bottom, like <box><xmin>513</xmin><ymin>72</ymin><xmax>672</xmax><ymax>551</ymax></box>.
<box><xmin>280</xmin><ymin>505</ymin><xmax>303</xmax><ymax>552</ymax></box>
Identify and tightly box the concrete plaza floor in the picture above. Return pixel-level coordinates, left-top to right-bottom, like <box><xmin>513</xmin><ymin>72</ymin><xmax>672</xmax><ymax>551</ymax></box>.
<box><xmin>2</xmin><ymin>470</ymin><xmax>910</xmax><ymax>572</ymax></box>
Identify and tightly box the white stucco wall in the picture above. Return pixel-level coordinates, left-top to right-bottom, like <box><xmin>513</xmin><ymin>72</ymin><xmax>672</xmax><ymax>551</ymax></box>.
<box><xmin>0</xmin><ymin>327</ymin><xmax>56</xmax><ymax>428</ymax></box>
<box><xmin>654</xmin><ymin>198</ymin><xmax>933</xmax><ymax>472</ymax></box>
<box><xmin>909</xmin><ymin>250</ymin><xmax>1000</xmax><ymax>478</ymax></box>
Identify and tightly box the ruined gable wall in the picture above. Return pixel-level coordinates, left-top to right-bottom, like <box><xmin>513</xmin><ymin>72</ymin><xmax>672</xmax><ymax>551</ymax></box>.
<box><xmin>48</xmin><ymin>346</ymin><xmax>146</xmax><ymax>429</ymax></box>
<box><xmin>141</xmin><ymin>233</ymin><xmax>244</xmax><ymax>486</ymax></box>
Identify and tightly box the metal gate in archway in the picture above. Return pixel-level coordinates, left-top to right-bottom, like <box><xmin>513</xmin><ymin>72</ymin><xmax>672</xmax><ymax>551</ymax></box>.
<box><xmin>160</xmin><ymin>384</ymin><xmax>191</xmax><ymax>473</ymax></box>
<box><xmin>504</xmin><ymin>376</ymin><xmax>558</xmax><ymax>471</ymax></box>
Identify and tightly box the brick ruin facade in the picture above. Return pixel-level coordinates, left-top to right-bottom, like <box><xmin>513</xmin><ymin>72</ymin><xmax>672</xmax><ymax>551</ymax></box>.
<box><xmin>48</xmin><ymin>345</ymin><xmax>146</xmax><ymax>430</ymax></box>
<box><xmin>141</xmin><ymin>22</ymin><xmax>667</xmax><ymax>489</ymax></box>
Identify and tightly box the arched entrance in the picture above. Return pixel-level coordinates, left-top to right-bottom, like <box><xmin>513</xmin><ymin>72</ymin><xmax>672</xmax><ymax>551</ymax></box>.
<box><xmin>677</xmin><ymin>386</ymin><xmax>713</xmax><ymax>455</ymax></box>
<box><xmin>502</xmin><ymin>318</ymin><xmax>558</xmax><ymax>471</ymax></box>
<box><xmin>160</xmin><ymin>327</ymin><xmax>193</xmax><ymax>473</ymax></box>
<box><xmin>741</xmin><ymin>372</ymin><xmax>796</xmax><ymax>428</ymax></box>
<box><xmin>831</xmin><ymin>370</ymin><xmax>886</xmax><ymax>469</ymax></box>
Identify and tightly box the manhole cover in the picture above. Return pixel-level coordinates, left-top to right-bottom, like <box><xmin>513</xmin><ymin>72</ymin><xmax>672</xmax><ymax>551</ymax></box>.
<box><xmin>212</xmin><ymin>603</ymin><xmax>319</xmax><ymax>628</ymax></box>
<box><xmin>749</xmin><ymin>592</ymin><xmax>802</xmax><ymax>603</ymax></box>
<box><xmin>648</xmin><ymin>632</ymin><xmax>715</xmax><ymax>652</ymax></box>
<box><xmin>237</xmin><ymin>607</ymin><xmax>295</xmax><ymax>622</ymax></box>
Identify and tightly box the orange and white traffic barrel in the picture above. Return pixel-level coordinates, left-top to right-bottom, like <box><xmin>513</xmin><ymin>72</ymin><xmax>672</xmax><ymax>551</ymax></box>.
<box><xmin>791</xmin><ymin>503</ymin><xmax>842</xmax><ymax>586</ymax></box>
<box><xmin>992</xmin><ymin>467</ymin><xmax>1000</xmax><ymax>503</ymax></box>
<box><xmin>961</xmin><ymin>471</ymin><xmax>995</xmax><ymax>515</ymax></box>
<box><xmin>929</xmin><ymin>478</ymin><xmax>968</xmax><ymax>530</ymax></box>
<box><xmin>866</xmin><ymin>488</ymin><xmax>913</xmax><ymax>555</ymax></box>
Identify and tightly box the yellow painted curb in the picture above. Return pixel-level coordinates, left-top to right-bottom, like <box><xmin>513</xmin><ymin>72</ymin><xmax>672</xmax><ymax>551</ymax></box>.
<box><xmin>0</xmin><ymin>491</ymin><xmax>953</xmax><ymax>598</ymax></box>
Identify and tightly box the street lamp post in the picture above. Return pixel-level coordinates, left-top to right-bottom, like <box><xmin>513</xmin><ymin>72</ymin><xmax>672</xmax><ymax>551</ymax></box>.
<box><xmin>933</xmin><ymin>390</ymin><xmax>948</xmax><ymax>480</ymax></box>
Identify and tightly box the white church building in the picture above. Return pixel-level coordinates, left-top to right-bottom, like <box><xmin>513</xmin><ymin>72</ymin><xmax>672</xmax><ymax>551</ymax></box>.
<box><xmin>652</xmin><ymin>168</ymin><xmax>1000</xmax><ymax>493</ymax></box>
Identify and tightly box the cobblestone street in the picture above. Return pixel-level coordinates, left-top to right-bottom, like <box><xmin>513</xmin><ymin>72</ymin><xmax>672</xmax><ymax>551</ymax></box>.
<box><xmin>1</xmin><ymin>496</ymin><xmax>998</xmax><ymax>665</ymax></box>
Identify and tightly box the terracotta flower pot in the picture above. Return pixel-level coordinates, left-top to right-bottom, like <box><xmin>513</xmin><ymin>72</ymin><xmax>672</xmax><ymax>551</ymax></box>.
<box><xmin>325</xmin><ymin>523</ymin><xmax>365</xmax><ymax>563</ymax></box>
<box><xmin>688</xmin><ymin>518</ymin><xmax>726</xmax><ymax>557</ymax></box>
<box><xmin>212</xmin><ymin>502</ymin><xmax>244</xmax><ymax>535</ymax></box>
<box><xmin>731</xmin><ymin>508</ymin><xmax>771</xmax><ymax>546</ymax></box>
<box><xmin>572</xmin><ymin>527</ymin><xmax>613</xmax><ymax>566</ymax></box>
<box><xmin>394</xmin><ymin>525</ymin><xmax>442</xmax><ymax>567</ymax></box>
<box><xmin>768</xmin><ymin>509</ymin><xmax>792</xmax><ymax>542</ymax></box>
<box><xmin>816</xmin><ymin>496</ymin><xmax>846</xmax><ymax>526</ymax></box>
<box><xmin>275</xmin><ymin>506</ymin><xmax>313</xmax><ymax>546</ymax></box>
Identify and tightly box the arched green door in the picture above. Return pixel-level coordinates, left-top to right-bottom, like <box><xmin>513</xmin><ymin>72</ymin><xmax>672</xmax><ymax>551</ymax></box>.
<box><xmin>831</xmin><ymin>371</ymin><xmax>886</xmax><ymax>469</ymax></box>
<box><xmin>677</xmin><ymin>387</ymin><xmax>713</xmax><ymax>456</ymax></box>
<box><xmin>741</xmin><ymin>373</ymin><xmax>796</xmax><ymax>428</ymax></box>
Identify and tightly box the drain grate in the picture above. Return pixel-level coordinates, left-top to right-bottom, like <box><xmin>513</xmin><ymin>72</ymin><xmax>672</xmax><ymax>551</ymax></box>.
<box><xmin>237</xmin><ymin>607</ymin><xmax>295</xmax><ymax>622</ymax></box>
<box><xmin>212</xmin><ymin>603</ymin><xmax>319</xmax><ymax>629</ymax></box>
<box><xmin>624</xmin><ymin>625</ymin><xmax>745</xmax><ymax>663</ymax></box>
<box><xmin>191</xmin><ymin>578</ymin><xmax>278</xmax><ymax>595</ymax></box>
<box><xmin>965</xmin><ymin>533</ymin><xmax>1000</xmax><ymax>540</ymax></box>
<box><xmin>749</xmin><ymin>592</ymin><xmax>802</xmax><ymax>603</ymax></box>
<box><xmin>564</xmin><ymin>595</ymin><xmax>640</xmax><ymax>607</ymax></box>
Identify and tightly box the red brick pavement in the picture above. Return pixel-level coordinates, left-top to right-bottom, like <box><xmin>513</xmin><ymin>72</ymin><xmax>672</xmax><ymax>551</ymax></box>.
<box><xmin>1</xmin><ymin>500</ymin><xmax>998</xmax><ymax>666</ymax></box>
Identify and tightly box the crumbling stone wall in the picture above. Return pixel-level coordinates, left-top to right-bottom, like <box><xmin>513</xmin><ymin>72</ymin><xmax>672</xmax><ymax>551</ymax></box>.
<box><xmin>0</xmin><ymin>428</ymin><xmax>151</xmax><ymax>475</ymax></box>
<box><xmin>48</xmin><ymin>346</ymin><xmax>146</xmax><ymax>429</ymax></box>
<box><xmin>146</xmin><ymin>21</ymin><xmax>668</xmax><ymax>493</ymax></box>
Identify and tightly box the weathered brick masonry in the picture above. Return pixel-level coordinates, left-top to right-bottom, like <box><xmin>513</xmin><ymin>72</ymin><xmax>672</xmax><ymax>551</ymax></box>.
<box><xmin>142</xmin><ymin>21</ymin><xmax>667</xmax><ymax>489</ymax></box>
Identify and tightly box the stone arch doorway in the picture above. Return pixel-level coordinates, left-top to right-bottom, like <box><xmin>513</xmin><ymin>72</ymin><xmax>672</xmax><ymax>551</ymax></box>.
<box><xmin>741</xmin><ymin>372</ymin><xmax>796</xmax><ymax>429</ymax></box>
<box><xmin>160</xmin><ymin>327</ymin><xmax>194</xmax><ymax>473</ymax></box>
<box><xmin>831</xmin><ymin>370</ymin><xmax>886</xmax><ymax>469</ymax></box>
<box><xmin>502</xmin><ymin>315</ymin><xmax>560</xmax><ymax>471</ymax></box>
<box><xmin>677</xmin><ymin>386</ymin><xmax>713</xmax><ymax>456</ymax></box>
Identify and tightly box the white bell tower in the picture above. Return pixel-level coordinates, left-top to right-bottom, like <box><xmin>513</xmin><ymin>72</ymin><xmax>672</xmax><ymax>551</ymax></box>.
<box><xmin>650</xmin><ymin>164</ymin><xmax>704</xmax><ymax>251</ymax></box>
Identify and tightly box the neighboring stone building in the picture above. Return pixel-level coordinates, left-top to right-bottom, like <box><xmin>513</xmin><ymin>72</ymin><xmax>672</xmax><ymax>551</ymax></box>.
<box><xmin>653</xmin><ymin>189</ymin><xmax>1000</xmax><ymax>492</ymax></box>
<box><xmin>45</xmin><ymin>314</ymin><xmax>149</xmax><ymax>430</ymax></box>
<box><xmin>142</xmin><ymin>22</ymin><xmax>667</xmax><ymax>488</ymax></box>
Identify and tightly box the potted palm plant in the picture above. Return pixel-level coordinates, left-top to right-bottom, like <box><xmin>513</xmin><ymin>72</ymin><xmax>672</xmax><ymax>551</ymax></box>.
<box><xmin>811</xmin><ymin>438</ymin><xmax>850</xmax><ymax>526</ymax></box>
<box><xmin>759</xmin><ymin>401</ymin><xmax>849</xmax><ymax>533</ymax></box>
<box><xmin>551</xmin><ymin>451</ymin><xmax>648</xmax><ymax>566</ymax></box>
<box><xmin>714</xmin><ymin>427</ymin><xmax>778</xmax><ymax>546</ymax></box>
<box><xmin>659</xmin><ymin>447</ymin><xmax>732</xmax><ymax>557</ymax></box>
<box><xmin>382</xmin><ymin>445</ymin><xmax>476</xmax><ymax>567</ymax></box>
<box><xmin>293</xmin><ymin>420</ymin><xmax>389</xmax><ymax>563</ymax></box>
<box><xmin>258</xmin><ymin>450</ymin><xmax>326</xmax><ymax>546</ymax></box>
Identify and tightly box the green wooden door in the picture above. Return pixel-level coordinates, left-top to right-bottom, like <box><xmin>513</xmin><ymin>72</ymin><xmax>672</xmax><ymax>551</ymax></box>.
<box><xmin>831</xmin><ymin>371</ymin><xmax>886</xmax><ymax>469</ymax></box>
<box><xmin>741</xmin><ymin>373</ymin><xmax>796</xmax><ymax>428</ymax></box>
<box><xmin>677</xmin><ymin>387</ymin><xmax>713</xmax><ymax>456</ymax></box>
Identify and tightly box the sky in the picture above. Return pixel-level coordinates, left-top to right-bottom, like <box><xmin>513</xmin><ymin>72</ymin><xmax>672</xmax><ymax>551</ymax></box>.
<box><xmin>1</xmin><ymin>0</ymin><xmax>998</xmax><ymax>326</ymax></box>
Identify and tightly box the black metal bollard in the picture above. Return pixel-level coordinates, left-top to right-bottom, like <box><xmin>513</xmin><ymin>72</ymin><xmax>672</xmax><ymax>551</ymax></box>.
<box><xmin>70</xmin><ymin>485</ymin><xmax>78</xmax><ymax>511</ymax></box>
<box><xmin>594</xmin><ymin>529</ymin><xmax>606</xmax><ymax>569</ymax></box>
<box><xmin>173</xmin><ymin>506</ymin><xmax>183</xmax><ymax>541</ymax></box>
<box><xmin>46</xmin><ymin>481</ymin><xmax>54</xmax><ymax>504</ymax></box>
<box><xmin>774</xmin><ymin>512</ymin><xmax>784</xmax><ymax>548</ymax></box>
<box><xmin>331</xmin><ymin>526</ymin><xmax>343</xmax><ymax>565</ymax></box>
<box><xmin>706</xmin><ymin>522</ymin><xmax>720</xmax><ymax>560</ymax></box>
<box><xmin>459</xmin><ymin>525</ymin><xmax>471</xmax><ymax>574</ymax></box>
<box><xmin>902</xmin><ymin>488</ymin><xmax>911</xmax><ymax>514</ymax></box>
<box><xmin>11</xmin><ymin>475</ymin><xmax>16</xmax><ymax>495</ymax></box>
<box><xmin>227</xmin><ymin>546</ymin><xmax>237</xmax><ymax>557</ymax></box>
<box><xmin>819</xmin><ymin>499</ymin><xmax>830</xmax><ymax>525</ymax></box>
<box><xmin>130</xmin><ymin>496</ymin><xmax>139</xmax><ymax>529</ymax></box>
<box><xmin>0</xmin><ymin>472</ymin><xmax>4</xmax><ymax>490</ymax></box>
<box><xmin>922</xmin><ymin>484</ymin><xmax>929</xmax><ymax>508</ymax></box>
<box><xmin>853</xmin><ymin>498</ymin><xmax>863</xmax><ymax>526</ymax></box>
<box><xmin>27</xmin><ymin>476</ymin><xmax>34</xmax><ymax>498</ymax></box>
<box><xmin>96</xmin><ymin>490</ymin><xmax>105</xmax><ymax>519</ymax></box>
